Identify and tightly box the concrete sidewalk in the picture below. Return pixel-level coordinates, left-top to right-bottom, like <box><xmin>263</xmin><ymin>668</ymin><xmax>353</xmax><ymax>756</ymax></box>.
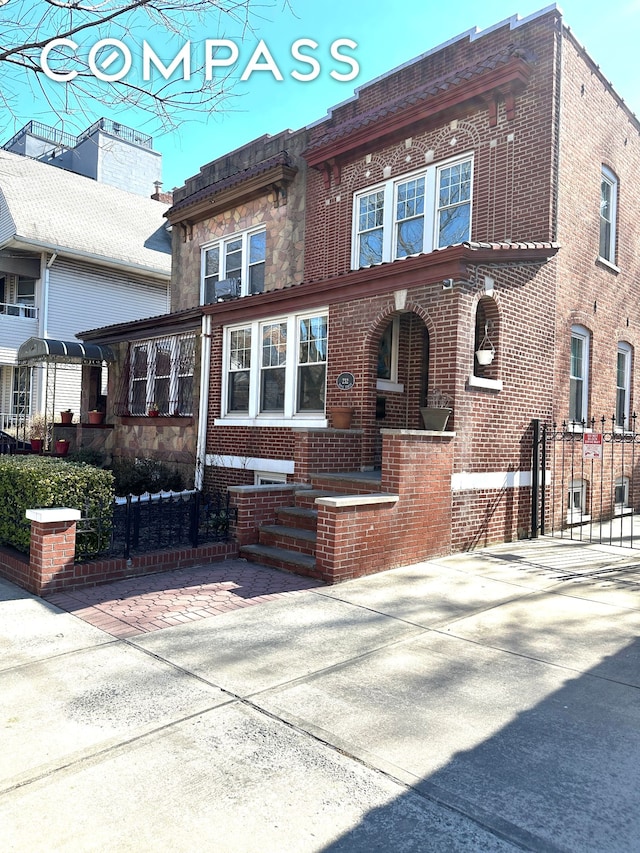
<box><xmin>2</xmin><ymin>537</ymin><xmax>640</xmax><ymax>851</ymax></box>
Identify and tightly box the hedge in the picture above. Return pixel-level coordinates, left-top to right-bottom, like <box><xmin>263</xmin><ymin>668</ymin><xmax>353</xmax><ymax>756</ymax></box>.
<box><xmin>0</xmin><ymin>456</ymin><xmax>115</xmax><ymax>554</ymax></box>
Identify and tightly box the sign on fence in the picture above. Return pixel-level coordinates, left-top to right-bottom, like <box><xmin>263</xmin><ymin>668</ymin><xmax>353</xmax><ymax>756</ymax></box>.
<box><xmin>583</xmin><ymin>432</ymin><xmax>603</xmax><ymax>460</ymax></box>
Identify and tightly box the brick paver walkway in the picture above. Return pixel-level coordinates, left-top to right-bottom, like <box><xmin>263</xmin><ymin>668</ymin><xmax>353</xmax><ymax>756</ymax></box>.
<box><xmin>46</xmin><ymin>559</ymin><xmax>324</xmax><ymax>639</ymax></box>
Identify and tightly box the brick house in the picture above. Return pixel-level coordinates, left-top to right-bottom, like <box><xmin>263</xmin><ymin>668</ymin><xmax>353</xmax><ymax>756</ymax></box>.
<box><xmin>81</xmin><ymin>6</ymin><xmax>640</xmax><ymax>580</ymax></box>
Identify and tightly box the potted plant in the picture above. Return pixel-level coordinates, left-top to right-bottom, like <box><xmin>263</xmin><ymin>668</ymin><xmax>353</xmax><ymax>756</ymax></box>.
<box><xmin>148</xmin><ymin>402</ymin><xmax>160</xmax><ymax>417</ymax></box>
<box><xmin>55</xmin><ymin>438</ymin><xmax>70</xmax><ymax>456</ymax></box>
<box><xmin>420</xmin><ymin>389</ymin><xmax>453</xmax><ymax>431</ymax></box>
<box><xmin>328</xmin><ymin>406</ymin><xmax>354</xmax><ymax>429</ymax></box>
<box><xmin>88</xmin><ymin>409</ymin><xmax>105</xmax><ymax>425</ymax></box>
<box><xmin>60</xmin><ymin>409</ymin><xmax>73</xmax><ymax>424</ymax></box>
<box><xmin>28</xmin><ymin>414</ymin><xmax>48</xmax><ymax>453</ymax></box>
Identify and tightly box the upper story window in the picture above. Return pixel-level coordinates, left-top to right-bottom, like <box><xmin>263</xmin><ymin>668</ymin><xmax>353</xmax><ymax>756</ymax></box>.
<box><xmin>128</xmin><ymin>332</ymin><xmax>195</xmax><ymax>416</ymax></box>
<box><xmin>616</xmin><ymin>342</ymin><xmax>632</xmax><ymax>429</ymax></box>
<box><xmin>352</xmin><ymin>156</ymin><xmax>473</xmax><ymax>269</ymax></box>
<box><xmin>569</xmin><ymin>325</ymin><xmax>590</xmax><ymax>423</ymax></box>
<box><xmin>599</xmin><ymin>166</ymin><xmax>618</xmax><ymax>265</ymax></box>
<box><xmin>202</xmin><ymin>228</ymin><xmax>266</xmax><ymax>303</ymax></box>
<box><xmin>221</xmin><ymin>311</ymin><xmax>328</xmax><ymax>425</ymax></box>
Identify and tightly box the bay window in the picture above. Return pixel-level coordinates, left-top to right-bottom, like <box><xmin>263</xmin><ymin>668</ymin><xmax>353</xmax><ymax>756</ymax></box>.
<box><xmin>353</xmin><ymin>155</ymin><xmax>472</xmax><ymax>269</ymax></box>
<box><xmin>220</xmin><ymin>311</ymin><xmax>328</xmax><ymax>425</ymax></box>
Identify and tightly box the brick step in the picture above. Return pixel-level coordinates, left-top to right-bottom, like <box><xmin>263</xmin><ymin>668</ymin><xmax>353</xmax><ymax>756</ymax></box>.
<box><xmin>294</xmin><ymin>489</ymin><xmax>340</xmax><ymax>510</ymax></box>
<box><xmin>240</xmin><ymin>543</ymin><xmax>318</xmax><ymax>578</ymax></box>
<box><xmin>259</xmin><ymin>524</ymin><xmax>317</xmax><ymax>557</ymax></box>
<box><xmin>276</xmin><ymin>505</ymin><xmax>318</xmax><ymax>531</ymax></box>
<box><xmin>310</xmin><ymin>472</ymin><xmax>382</xmax><ymax>495</ymax></box>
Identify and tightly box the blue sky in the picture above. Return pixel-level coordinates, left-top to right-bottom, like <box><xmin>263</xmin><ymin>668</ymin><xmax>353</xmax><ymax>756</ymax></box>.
<box><xmin>4</xmin><ymin>0</ymin><xmax>640</xmax><ymax>190</ymax></box>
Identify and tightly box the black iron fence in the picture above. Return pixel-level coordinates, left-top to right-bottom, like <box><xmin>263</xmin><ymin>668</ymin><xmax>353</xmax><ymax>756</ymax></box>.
<box><xmin>532</xmin><ymin>416</ymin><xmax>640</xmax><ymax>548</ymax></box>
<box><xmin>75</xmin><ymin>490</ymin><xmax>235</xmax><ymax>561</ymax></box>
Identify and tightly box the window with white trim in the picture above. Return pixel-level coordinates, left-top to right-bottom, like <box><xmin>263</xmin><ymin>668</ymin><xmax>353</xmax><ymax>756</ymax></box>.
<box><xmin>377</xmin><ymin>316</ymin><xmax>403</xmax><ymax>392</ymax></box>
<box><xmin>221</xmin><ymin>311</ymin><xmax>328</xmax><ymax>423</ymax></box>
<box><xmin>202</xmin><ymin>228</ymin><xmax>266</xmax><ymax>302</ymax></box>
<box><xmin>614</xmin><ymin>476</ymin><xmax>630</xmax><ymax>514</ymax></box>
<box><xmin>569</xmin><ymin>325</ymin><xmax>590</xmax><ymax>423</ymax></box>
<box><xmin>599</xmin><ymin>166</ymin><xmax>617</xmax><ymax>264</ymax></box>
<box><xmin>128</xmin><ymin>333</ymin><xmax>195</xmax><ymax>415</ymax></box>
<box><xmin>352</xmin><ymin>156</ymin><xmax>473</xmax><ymax>269</ymax></box>
<box><xmin>567</xmin><ymin>478</ymin><xmax>588</xmax><ymax>524</ymax></box>
<box><xmin>616</xmin><ymin>342</ymin><xmax>632</xmax><ymax>429</ymax></box>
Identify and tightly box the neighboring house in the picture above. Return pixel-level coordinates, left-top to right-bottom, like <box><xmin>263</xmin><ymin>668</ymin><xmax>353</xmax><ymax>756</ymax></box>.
<box><xmin>0</xmin><ymin>149</ymin><xmax>171</xmax><ymax>432</ymax></box>
<box><xmin>81</xmin><ymin>6</ymin><xmax>640</xmax><ymax>578</ymax></box>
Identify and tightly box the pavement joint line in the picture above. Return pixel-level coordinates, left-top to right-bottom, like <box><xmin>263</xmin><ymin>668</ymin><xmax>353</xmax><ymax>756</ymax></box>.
<box><xmin>242</xmin><ymin>701</ymin><xmax>557</xmax><ymax>853</ymax></box>
<box><xmin>0</xmin><ymin>637</ymin><xmax>120</xmax><ymax>676</ymax></box>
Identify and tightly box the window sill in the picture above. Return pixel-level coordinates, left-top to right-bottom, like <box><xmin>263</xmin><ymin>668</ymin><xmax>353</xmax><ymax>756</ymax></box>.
<box><xmin>596</xmin><ymin>256</ymin><xmax>620</xmax><ymax>274</ymax></box>
<box><xmin>467</xmin><ymin>374</ymin><xmax>503</xmax><ymax>391</ymax></box>
<box><xmin>377</xmin><ymin>379</ymin><xmax>404</xmax><ymax>393</ymax></box>
<box><xmin>564</xmin><ymin>422</ymin><xmax>592</xmax><ymax>434</ymax></box>
<box><xmin>214</xmin><ymin>416</ymin><xmax>328</xmax><ymax>428</ymax></box>
<box><xmin>120</xmin><ymin>416</ymin><xmax>194</xmax><ymax>426</ymax></box>
<box><xmin>566</xmin><ymin>513</ymin><xmax>591</xmax><ymax>526</ymax></box>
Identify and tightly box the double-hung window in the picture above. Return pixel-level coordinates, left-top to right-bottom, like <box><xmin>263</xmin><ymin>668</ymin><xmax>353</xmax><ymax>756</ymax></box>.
<box><xmin>353</xmin><ymin>156</ymin><xmax>472</xmax><ymax>268</ymax></box>
<box><xmin>128</xmin><ymin>333</ymin><xmax>195</xmax><ymax>415</ymax></box>
<box><xmin>569</xmin><ymin>325</ymin><xmax>590</xmax><ymax>424</ymax></box>
<box><xmin>599</xmin><ymin>166</ymin><xmax>618</xmax><ymax>265</ymax></box>
<box><xmin>221</xmin><ymin>311</ymin><xmax>328</xmax><ymax>425</ymax></box>
<box><xmin>202</xmin><ymin>228</ymin><xmax>266</xmax><ymax>302</ymax></box>
<box><xmin>616</xmin><ymin>342</ymin><xmax>632</xmax><ymax>429</ymax></box>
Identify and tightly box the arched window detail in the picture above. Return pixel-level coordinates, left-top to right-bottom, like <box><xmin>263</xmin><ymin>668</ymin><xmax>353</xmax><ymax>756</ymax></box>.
<box><xmin>472</xmin><ymin>296</ymin><xmax>500</xmax><ymax>381</ymax></box>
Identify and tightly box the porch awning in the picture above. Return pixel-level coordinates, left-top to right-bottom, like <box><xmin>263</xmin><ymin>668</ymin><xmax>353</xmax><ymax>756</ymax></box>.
<box><xmin>17</xmin><ymin>336</ymin><xmax>115</xmax><ymax>366</ymax></box>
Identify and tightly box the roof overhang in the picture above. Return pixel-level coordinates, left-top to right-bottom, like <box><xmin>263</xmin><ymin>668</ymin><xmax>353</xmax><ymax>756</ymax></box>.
<box><xmin>18</xmin><ymin>337</ymin><xmax>115</xmax><ymax>365</ymax></box>
<box><xmin>202</xmin><ymin>241</ymin><xmax>559</xmax><ymax>325</ymax></box>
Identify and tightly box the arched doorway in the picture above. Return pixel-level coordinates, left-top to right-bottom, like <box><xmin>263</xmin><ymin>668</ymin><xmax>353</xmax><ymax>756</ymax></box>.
<box><xmin>372</xmin><ymin>310</ymin><xmax>430</xmax><ymax>467</ymax></box>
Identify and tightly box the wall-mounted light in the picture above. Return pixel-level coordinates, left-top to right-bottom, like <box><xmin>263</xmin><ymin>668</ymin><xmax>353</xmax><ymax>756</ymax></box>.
<box><xmin>442</xmin><ymin>278</ymin><xmax>454</xmax><ymax>290</ymax></box>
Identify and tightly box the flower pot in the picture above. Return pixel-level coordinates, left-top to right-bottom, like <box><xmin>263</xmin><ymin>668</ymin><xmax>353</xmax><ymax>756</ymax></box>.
<box><xmin>60</xmin><ymin>411</ymin><xmax>73</xmax><ymax>424</ymax></box>
<box><xmin>88</xmin><ymin>411</ymin><xmax>104</xmax><ymax>425</ymax></box>
<box><xmin>55</xmin><ymin>439</ymin><xmax>70</xmax><ymax>457</ymax></box>
<box><xmin>30</xmin><ymin>439</ymin><xmax>43</xmax><ymax>453</ymax></box>
<box><xmin>420</xmin><ymin>407</ymin><xmax>452</xmax><ymax>431</ymax></box>
<box><xmin>148</xmin><ymin>410</ymin><xmax>159</xmax><ymax>418</ymax></box>
<box><xmin>475</xmin><ymin>348</ymin><xmax>495</xmax><ymax>366</ymax></box>
<box><xmin>329</xmin><ymin>406</ymin><xmax>354</xmax><ymax>429</ymax></box>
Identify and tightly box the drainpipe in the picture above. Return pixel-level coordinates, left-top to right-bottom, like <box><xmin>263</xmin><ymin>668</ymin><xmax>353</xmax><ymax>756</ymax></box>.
<box><xmin>195</xmin><ymin>314</ymin><xmax>211</xmax><ymax>491</ymax></box>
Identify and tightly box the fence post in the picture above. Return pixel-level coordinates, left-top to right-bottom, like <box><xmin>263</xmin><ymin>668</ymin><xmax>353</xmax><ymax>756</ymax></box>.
<box><xmin>531</xmin><ymin>419</ymin><xmax>540</xmax><ymax>539</ymax></box>
<box><xmin>25</xmin><ymin>507</ymin><xmax>81</xmax><ymax>595</ymax></box>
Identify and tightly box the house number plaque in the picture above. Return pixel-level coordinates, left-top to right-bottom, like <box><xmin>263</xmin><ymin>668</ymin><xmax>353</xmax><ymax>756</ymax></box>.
<box><xmin>336</xmin><ymin>372</ymin><xmax>355</xmax><ymax>390</ymax></box>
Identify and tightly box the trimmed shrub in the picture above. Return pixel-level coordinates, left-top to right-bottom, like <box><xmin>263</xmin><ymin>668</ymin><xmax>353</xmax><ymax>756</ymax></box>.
<box><xmin>110</xmin><ymin>457</ymin><xmax>184</xmax><ymax>496</ymax></box>
<box><xmin>0</xmin><ymin>456</ymin><xmax>114</xmax><ymax>554</ymax></box>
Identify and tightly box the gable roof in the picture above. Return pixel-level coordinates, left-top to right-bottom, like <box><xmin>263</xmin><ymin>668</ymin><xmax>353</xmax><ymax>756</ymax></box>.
<box><xmin>0</xmin><ymin>150</ymin><xmax>171</xmax><ymax>279</ymax></box>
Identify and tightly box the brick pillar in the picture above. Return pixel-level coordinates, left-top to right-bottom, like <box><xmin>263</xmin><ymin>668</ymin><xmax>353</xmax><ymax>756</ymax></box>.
<box><xmin>25</xmin><ymin>508</ymin><xmax>81</xmax><ymax>596</ymax></box>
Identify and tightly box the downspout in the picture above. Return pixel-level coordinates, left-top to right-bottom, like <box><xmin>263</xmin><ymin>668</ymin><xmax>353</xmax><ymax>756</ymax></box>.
<box><xmin>195</xmin><ymin>314</ymin><xmax>211</xmax><ymax>491</ymax></box>
<box><xmin>36</xmin><ymin>252</ymin><xmax>56</xmax><ymax>415</ymax></box>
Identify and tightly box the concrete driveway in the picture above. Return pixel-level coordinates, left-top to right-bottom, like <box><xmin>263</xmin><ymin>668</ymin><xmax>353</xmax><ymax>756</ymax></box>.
<box><xmin>2</xmin><ymin>537</ymin><xmax>640</xmax><ymax>852</ymax></box>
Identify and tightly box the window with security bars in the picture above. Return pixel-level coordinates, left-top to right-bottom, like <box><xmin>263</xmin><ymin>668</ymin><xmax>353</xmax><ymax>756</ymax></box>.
<box><xmin>121</xmin><ymin>333</ymin><xmax>195</xmax><ymax>416</ymax></box>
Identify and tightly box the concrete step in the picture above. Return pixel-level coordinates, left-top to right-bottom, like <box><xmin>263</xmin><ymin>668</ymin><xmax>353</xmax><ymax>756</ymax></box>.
<box><xmin>276</xmin><ymin>505</ymin><xmax>318</xmax><ymax>531</ymax></box>
<box><xmin>240</xmin><ymin>543</ymin><xmax>318</xmax><ymax>578</ymax></box>
<box><xmin>310</xmin><ymin>472</ymin><xmax>382</xmax><ymax>495</ymax></box>
<box><xmin>294</xmin><ymin>489</ymin><xmax>340</xmax><ymax>510</ymax></box>
<box><xmin>259</xmin><ymin>525</ymin><xmax>317</xmax><ymax>557</ymax></box>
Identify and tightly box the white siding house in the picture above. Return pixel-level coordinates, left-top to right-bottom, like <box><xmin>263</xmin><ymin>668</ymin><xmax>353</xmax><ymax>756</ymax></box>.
<box><xmin>0</xmin><ymin>150</ymin><xmax>171</xmax><ymax>429</ymax></box>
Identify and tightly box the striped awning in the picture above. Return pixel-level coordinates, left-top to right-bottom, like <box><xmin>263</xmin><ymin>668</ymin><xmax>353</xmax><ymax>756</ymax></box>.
<box><xmin>17</xmin><ymin>337</ymin><xmax>115</xmax><ymax>365</ymax></box>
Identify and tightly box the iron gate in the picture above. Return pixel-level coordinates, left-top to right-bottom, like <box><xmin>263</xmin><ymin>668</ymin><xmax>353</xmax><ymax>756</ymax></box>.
<box><xmin>531</xmin><ymin>417</ymin><xmax>640</xmax><ymax>548</ymax></box>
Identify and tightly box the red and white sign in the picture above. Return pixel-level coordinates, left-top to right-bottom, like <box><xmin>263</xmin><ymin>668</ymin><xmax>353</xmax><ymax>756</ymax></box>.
<box><xmin>583</xmin><ymin>433</ymin><xmax>603</xmax><ymax>460</ymax></box>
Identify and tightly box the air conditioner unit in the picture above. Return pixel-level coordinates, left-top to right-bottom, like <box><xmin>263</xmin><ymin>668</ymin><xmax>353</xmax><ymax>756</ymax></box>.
<box><xmin>204</xmin><ymin>278</ymin><xmax>240</xmax><ymax>304</ymax></box>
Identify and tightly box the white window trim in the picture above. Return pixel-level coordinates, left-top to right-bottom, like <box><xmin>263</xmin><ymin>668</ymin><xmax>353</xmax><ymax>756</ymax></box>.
<box><xmin>569</xmin><ymin>325</ymin><xmax>590</xmax><ymax>425</ymax></box>
<box><xmin>216</xmin><ymin>309</ymin><xmax>329</xmax><ymax>428</ymax></box>
<box><xmin>614</xmin><ymin>476</ymin><xmax>631</xmax><ymax>515</ymax></box>
<box><xmin>129</xmin><ymin>334</ymin><xmax>195</xmax><ymax>416</ymax></box>
<box><xmin>376</xmin><ymin>315</ymin><xmax>404</xmax><ymax>392</ymax></box>
<box><xmin>201</xmin><ymin>226</ymin><xmax>266</xmax><ymax>302</ymax></box>
<box><xmin>615</xmin><ymin>342</ymin><xmax>632</xmax><ymax>431</ymax></box>
<box><xmin>351</xmin><ymin>153</ymin><xmax>473</xmax><ymax>270</ymax></box>
<box><xmin>598</xmin><ymin>165</ymin><xmax>618</xmax><ymax>266</ymax></box>
<box><xmin>567</xmin><ymin>478</ymin><xmax>590</xmax><ymax>525</ymax></box>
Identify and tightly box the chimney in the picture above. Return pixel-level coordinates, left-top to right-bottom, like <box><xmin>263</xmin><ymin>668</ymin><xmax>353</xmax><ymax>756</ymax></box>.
<box><xmin>151</xmin><ymin>180</ymin><xmax>173</xmax><ymax>204</ymax></box>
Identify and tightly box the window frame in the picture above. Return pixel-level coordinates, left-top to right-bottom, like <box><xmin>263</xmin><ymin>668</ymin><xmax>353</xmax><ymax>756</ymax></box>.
<box><xmin>569</xmin><ymin>325</ymin><xmax>590</xmax><ymax>424</ymax></box>
<box><xmin>128</xmin><ymin>333</ymin><xmax>195</xmax><ymax>416</ymax></box>
<box><xmin>218</xmin><ymin>310</ymin><xmax>329</xmax><ymax>427</ymax></box>
<box><xmin>376</xmin><ymin>315</ymin><xmax>404</xmax><ymax>392</ymax></box>
<box><xmin>599</xmin><ymin>166</ymin><xmax>618</xmax><ymax>266</ymax></box>
<box><xmin>616</xmin><ymin>342</ymin><xmax>632</xmax><ymax>431</ymax></box>
<box><xmin>201</xmin><ymin>226</ymin><xmax>266</xmax><ymax>302</ymax></box>
<box><xmin>351</xmin><ymin>154</ymin><xmax>473</xmax><ymax>270</ymax></box>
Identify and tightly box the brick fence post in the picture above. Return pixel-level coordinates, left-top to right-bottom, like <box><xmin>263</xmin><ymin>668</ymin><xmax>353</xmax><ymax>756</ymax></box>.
<box><xmin>25</xmin><ymin>508</ymin><xmax>81</xmax><ymax>596</ymax></box>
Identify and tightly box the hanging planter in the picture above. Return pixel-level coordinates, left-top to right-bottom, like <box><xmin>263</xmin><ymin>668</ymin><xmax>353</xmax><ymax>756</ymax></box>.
<box><xmin>475</xmin><ymin>325</ymin><xmax>495</xmax><ymax>366</ymax></box>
